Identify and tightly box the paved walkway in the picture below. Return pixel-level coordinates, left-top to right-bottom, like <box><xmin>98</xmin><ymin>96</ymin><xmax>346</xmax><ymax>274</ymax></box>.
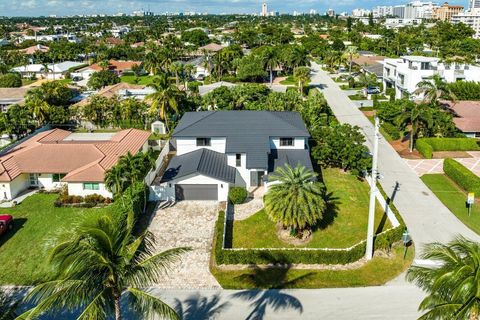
<box><xmin>148</xmin><ymin>201</ymin><xmax>221</xmax><ymax>289</ymax></box>
<box><xmin>310</xmin><ymin>62</ymin><xmax>480</xmax><ymax>248</ymax></box>
<box><xmin>406</xmin><ymin>152</ymin><xmax>480</xmax><ymax>176</ymax></box>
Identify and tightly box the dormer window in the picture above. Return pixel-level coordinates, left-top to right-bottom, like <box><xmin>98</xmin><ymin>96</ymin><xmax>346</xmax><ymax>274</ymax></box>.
<box><xmin>280</xmin><ymin>138</ymin><xmax>294</xmax><ymax>146</ymax></box>
<box><xmin>196</xmin><ymin>137</ymin><xmax>211</xmax><ymax>146</ymax></box>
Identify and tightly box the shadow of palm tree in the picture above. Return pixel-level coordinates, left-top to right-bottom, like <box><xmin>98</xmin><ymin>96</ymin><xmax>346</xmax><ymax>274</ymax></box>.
<box><xmin>230</xmin><ymin>253</ymin><xmax>309</xmax><ymax>320</ymax></box>
<box><xmin>315</xmin><ymin>191</ymin><xmax>340</xmax><ymax>230</ymax></box>
<box><xmin>173</xmin><ymin>293</ymin><xmax>231</xmax><ymax>320</ymax></box>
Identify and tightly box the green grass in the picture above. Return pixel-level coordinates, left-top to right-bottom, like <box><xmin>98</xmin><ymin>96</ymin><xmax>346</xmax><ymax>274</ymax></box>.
<box><xmin>348</xmin><ymin>93</ymin><xmax>367</xmax><ymax>100</ymax></box>
<box><xmin>422</xmin><ymin>174</ymin><xmax>480</xmax><ymax>235</ymax></box>
<box><xmin>21</xmin><ymin>79</ymin><xmax>36</xmax><ymax>86</ymax></box>
<box><xmin>232</xmin><ymin>168</ymin><xmax>390</xmax><ymax>249</ymax></box>
<box><xmin>211</xmin><ymin>244</ymin><xmax>414</xmax><ymax>289</ymax></box>
<box><xmin>0</xmin><ymin>193</ymin><xmax>111</xmax><ymax>285</ymax></box>
<box><xmin>120</xmin><ymin>75</ymin><xmax>157</xmax><ymax>86</ymax></box>
<box><xmin>279</xmin><ymin>76</ymin><xmax>296</xmax><ymax>85</ymax></box>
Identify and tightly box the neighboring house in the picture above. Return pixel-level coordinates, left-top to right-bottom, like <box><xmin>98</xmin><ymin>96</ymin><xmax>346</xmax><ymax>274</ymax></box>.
<box><xmin>154</xmin><ymin>111</ymin><xmax>312</xmax><ymax>201</ymax></box>
<box><xmin>73</xmin><ymin>83</ymin><xmax>155</xmax><ymax>106</ymax></box>
<box><xmin>198</xmin><ymin>81</ymin><xmax>237</xmax><ymax>96</ymax></box>
<box><xmin>11</xmin><ymin>61</ymin><xmax>85</xmax><ymax>79</ymax></box>
<box><xmin>0</xmin><ymin>39</ymin><xmax>9</xmax><ymax>46</ymax></box>
<box><xmin>180</xmin><ymin>56</ymin><xmax>213</xmax><ymax>79</ymax></box>
<box><xmin>0</xmin><ymin>128</ymin><xmax>150</xmax><ymax>200</ymax></box>
<box><xmin>382</xmin><ymin>56</ymin><xmax>480</xmax><ymax>99</ymax></box>
<box><xmin>442</xmin><ymin>101</ymin><xmax>480</xmax><ymax>138</ymax></box>
<box><xmin>73</xmin><ymin>60</ymin><xmax>142</xmax><ymax>81</ymax></box>
<box><xmin>21</xmin><ymin>44</ymin><xmax>49</xmax><ymax>55</ymax></box>
<box><xmin>0</xmin><ymin>87</ymin><xmax>30</xmax><ymax>112</ymax></box>
<box><xmin>352</xmin><ymin>55</ymin><xmax>386</xmax><ymax>80</ymax></box>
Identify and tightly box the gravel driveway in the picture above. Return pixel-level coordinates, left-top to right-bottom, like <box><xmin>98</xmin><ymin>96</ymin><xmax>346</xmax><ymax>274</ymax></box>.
<box><xmin>148</xmin><ymin>201</ymin><xmax>221</xmax><ymax>289</ymax></box>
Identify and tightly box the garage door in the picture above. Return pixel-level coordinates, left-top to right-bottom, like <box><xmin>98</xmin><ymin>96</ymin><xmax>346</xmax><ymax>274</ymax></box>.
<box><xmin>175</xmin><ymin>184</ymin><xmax>218</xmax><ymax>201</ymax></box>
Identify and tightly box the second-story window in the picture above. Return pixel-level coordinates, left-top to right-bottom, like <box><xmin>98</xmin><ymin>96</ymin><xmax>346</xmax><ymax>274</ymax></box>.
<box><xmin>421</xmin><ymin>62</ymin><xmax>430</xmax><ymax>70</ymax></box>
<box><xmin>280</xmin><ymin>138</ymin><xmax>294</xmax><ymax>147</ymax></box>
<box><xmin>236</xmin><ymin>154</ymin><xmax>241</xmax><ymax>167</ymax></box>
<box><xmin>196</xmin><ymin>137</ymin><xmax>211</xmax><ymax>147</ymax></box>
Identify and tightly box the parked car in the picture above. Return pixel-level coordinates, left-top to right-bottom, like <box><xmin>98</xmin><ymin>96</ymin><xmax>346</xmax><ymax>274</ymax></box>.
<box><xmin>366</xmin><ymin>86</ymin><xmax>381</xmax><ymax>94</ymax></box>
<box><xmin>0</xmin><ymin>214</ymin><xmax>13</xmax><ymax>235</ymax></box>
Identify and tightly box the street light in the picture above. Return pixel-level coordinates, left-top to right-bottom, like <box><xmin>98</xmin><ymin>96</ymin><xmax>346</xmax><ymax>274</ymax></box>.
<box><xmin>402</xmin><ymin>228</ymin><xmax>411</xmax><ymax>260</ymax></box>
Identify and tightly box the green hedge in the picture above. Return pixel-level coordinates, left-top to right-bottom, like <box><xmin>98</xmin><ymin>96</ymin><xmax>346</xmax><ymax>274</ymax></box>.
<box><xmin>444</xmin><ymin>158</ymin><xmax>480</xmax><ymax>194</ymax></box>
<box><xmin>112</xmin><ymin>182</ymin><xmax>149</xmax><ymax>218</ymax></box>
<box><xmin>382</xmin><ymin>122</ymin><xmax>401</xmax><ymax>140</ymax></box>
<box><xmin>228</xmin><ymin>187</ymin><xmax>248</xmax><ymax>204</ymax></box>
<box><xmin>213</xmin><ymin>210</ymin><xmax>404</xmax><ymax>266</ymax></box>
<box><xmin>416</xmin><ymin>138</ymin><xmax>479</xmax><ymax>159</ymax></box>
<box><xmin>416</xmin><ymin>139</ymin><xmax>433</xmax><ymax>159</ymax></box>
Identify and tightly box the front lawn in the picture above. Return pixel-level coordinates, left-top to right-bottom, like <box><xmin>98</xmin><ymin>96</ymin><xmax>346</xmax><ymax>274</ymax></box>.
<box><xmin>421</xmin><ymin>174</ymin><xmax>480</xmax><ymax>235</ymax></box>
<box><xmin>348</xmin><ymin>93</ymin><xmax>367</xmax><ymax>100</ymax></box>
<box><xmin>211</xmin><ymin>244</ymin><xmax>413</xmax><ymax>289</ymax></box>
<box><xmin>0</xmin><ymin>193</ymin><xmax>110</xmax><ymax>285</ymax></box>
<box><xmin>232</xmin><ymin>168</ymin><xmax>390</xmax><ymax>249</ymax></box>
<box><xmin>120</xmin><ymin>75</ymin><xmax>157</xmax><ymax>86</ymax></box>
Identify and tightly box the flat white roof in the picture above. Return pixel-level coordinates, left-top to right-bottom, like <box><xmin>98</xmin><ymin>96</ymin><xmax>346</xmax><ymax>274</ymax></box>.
<box><xmin>401</xmin><ymin>56</ymin><xmax>439</xmax><ymax>63</ymax></box>
<box><xmin>63</xmin><ymin>132</ymin><xmax>117</xmax><ymax>141</ymax></box>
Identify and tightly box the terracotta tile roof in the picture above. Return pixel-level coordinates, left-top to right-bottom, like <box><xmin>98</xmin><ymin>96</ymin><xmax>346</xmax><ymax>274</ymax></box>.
<box><xmin>0</xmin><ymin>128</ymin><xmax>150</xmax><ymax>183</ymax></box>
<box><xmin>443</xmin><ymin>101</ymin><xmax>480</xmax><ymax>133</ymax></box>
<box><xmin>86</xmin><ymin>60</ymin><xmax>142</xmax><ymax>72</ymax></box>
<box><xmin>352</xmin><ymin>55</ymin><xmax>386</xmax><ymax>66</ymax></box>
<box><xmin>198</xmin><ymin>43</ymin><xmax>225</xmax><ymax>52</ymax></box>
<box><xmin>21</xmin><ymin>45</ymin><xmax>49</xmax><ymax>54</ymax></box>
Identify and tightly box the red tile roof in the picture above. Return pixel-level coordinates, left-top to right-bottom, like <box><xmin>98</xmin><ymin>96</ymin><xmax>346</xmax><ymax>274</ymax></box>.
<box><xmin>443</xmin><ymin>101</ymin><xmax>480</xmax><ymax>132</ymax></box>
<box><xmin>0</xmin><ymin>128</ymin><xmax>150</xmax><ymax>182</ymax></box>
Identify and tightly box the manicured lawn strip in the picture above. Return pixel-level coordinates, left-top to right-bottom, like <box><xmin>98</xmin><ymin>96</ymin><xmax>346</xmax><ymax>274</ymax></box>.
<box><xmin>120</xmin><ymin>75</ymin><xmax>157</xmax><ymax>85</ymax></box>
<box><xmin>232</xmin><ymin>168</ymin><xmax>390</xmax><ymax>249</ymax></box>
<box><xmin>211</xmin><ymin>244</ymin><xmax>413</xmax><ymax>289</ymax></box>
<box><xmin>421</xmin><ymin>174</ymin><xmax>480</xmax><ymax>235</ymax></box>
<box><xmin>348</xmin><ymin>93</ymin><xmax>367</xmax><ymax>100</ymax></box>
<box><xmin>21</xmin><ymin>79</ymin><xmax>36</xmax><ymax>86</ymax></box>
<box><xmin>0</xmin><ymin>194</ymin><xmax>111</xmax><ymax>285</ymax></box>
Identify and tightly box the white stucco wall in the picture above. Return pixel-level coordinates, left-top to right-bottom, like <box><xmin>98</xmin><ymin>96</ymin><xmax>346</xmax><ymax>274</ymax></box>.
<box><xmin>67</xmin><ymin>182</ymin><xmax>112</xmax><ymax>198</ymax></box>
<box><xmin>37</xmin><ymin>174</ymin><xmax>65</xmax><ymax>190</ymax></box>
<box><xmin>0</xmin><ymin>174</ymin><xmax>29</xmax><ymax>200</ymax></box>
<box><xmin>227</xmin><ymin>153</ymin><xmax>247</xmax><ymax>187</ymax></box>
<box><xmin>270</xmin><ymin>137</ymin><xmax>306</xmax><ymax>150</ymax></box>
<box><xmin>175</xmin><ymin>137</ymin><xmax>226</xmax><ymax>155</ymax></box>
<box><xmin>151</xmin><ymin>173</ymin><xmax>230</xmax><ymax>201</ymax></box>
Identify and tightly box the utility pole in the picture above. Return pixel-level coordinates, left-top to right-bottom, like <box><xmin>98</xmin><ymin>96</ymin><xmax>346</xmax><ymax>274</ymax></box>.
<box><xmin>366</xmin><ymin>116</ymin><xmax>380</xmax><ymax>260</ymax></box>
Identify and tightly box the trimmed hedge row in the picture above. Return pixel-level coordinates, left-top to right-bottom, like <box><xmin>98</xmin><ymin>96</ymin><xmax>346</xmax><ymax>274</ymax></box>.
<box><xmin>416</xmin><ymin>138</ymin><xmax>479</xmax><ymax>159</ymax></box>
<box><xmin>444</xmin><ymin>158</ymin><xmax>480</xmax><ymax>194</ymax></box>
<box><xmin>213</xmin><ymin>211</ymin><xmax>404</xmax><ymax>266</ymax></box>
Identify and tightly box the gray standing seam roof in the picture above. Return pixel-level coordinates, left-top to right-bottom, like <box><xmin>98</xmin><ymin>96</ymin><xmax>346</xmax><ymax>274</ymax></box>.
<box><xmin>161</xmin><ymin>148</ymin><xmax>236</xmax><ymax>184</ymax></box>
<box><xmin>172</xmin><ymin>111</ymin><xmax>310</xmax><ymax>169</ymax></box>
<box><xmin>268</xmin><ymin>149</ymin><xmax>313</xmax><ymax>173</ymax></box>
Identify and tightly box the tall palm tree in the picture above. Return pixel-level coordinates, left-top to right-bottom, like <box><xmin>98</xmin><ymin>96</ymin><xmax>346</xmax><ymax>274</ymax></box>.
<box><xmin>415</xmin><ymin>74</ymin><xmax>456</xmax><ymax>104</ymax></box>
<box><xmin>19</xmin><ymin>210</ymin><xmax>190</xmax><ymax>320</ymax></box>
<box><xmin>118</xmin><ymin>151</ymin><xmax>143</xmax><ymax>186</ymax></box>
<box><xmin>27</xmin><ymin>97</ymin><xmax>50</xmax><ymax>126</ymax></box>
<box><xmin>343</xmin><ymin>46</ymin><xmax>358</xmax><ymax>76</ymax></box>
<box><xmin>407</xmin><ymin>236</ymin><xmax>480</xmax><ymax>320</ymax></box>
<box><xmin>170</xmin><ymin>62</ymin><xmax>184</xmax><ymax>87</ymax></box>
<box><xmin>264</xmin><ymin>164</ymin><xmax>326</xmax><ymax>233</ymax></box>
<box><xmin>397</xmin><ymin>102</ymin><xmax>433</xmax><ymax>152</ymax></box>
<box><xmin>261</xmin><ymin>47</ymin><xmax>279</xmax><ymax>86</ymax></box>
<box><xmin>146</xmin><ymin>74</ymin><xmax>181</xmax><ymax>132</ymax></box>
<box><xmin>293</xmin><ymin>66</ymin><xmax>311</xmax><ymax>96</ymax></box>
<box><xmin>183</xmin><ymin>64</ymin><xmax>195</xmax><ymax>92</ymax></box>
<box><xmin>104</xmin><ymin>165</ymin><xmax>126</xmax><ymax>197</ymax></box>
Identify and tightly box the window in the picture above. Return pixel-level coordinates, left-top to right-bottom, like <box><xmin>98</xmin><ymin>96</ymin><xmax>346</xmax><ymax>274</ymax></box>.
<box><xmin>236</xmin><ymin>154</ymin><xmax>241</xmax><ymax>167</ymax></box>
<box><xmin>83</xmin><ymin>183</ymin><xmax>100</xmax><ymax>190</ymax></box>
<box><xmin>196</xmin><ymin>137</ymin><xmax>211</xmax><ymax>146</ymax></box>
<box><xmin>52</xmin><ymin>173</ymin><xmax>66</xmax><ymax>182</ymax></box>
<box><xmin>280</xmin><ymin>138</ymin><xmax>294</xmax><ymax>147</ymax></box>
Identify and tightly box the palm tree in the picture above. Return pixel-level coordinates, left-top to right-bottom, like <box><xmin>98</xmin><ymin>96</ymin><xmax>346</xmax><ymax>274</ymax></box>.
<box><xmin>264</xmin><ymin>164</ymin><xmax>326</xmax><ymax>234</ymax></box>
<box><xmin>397</xmin><ymin>102</ymin><xmax>433</xmax><ymax>152</ymax></box>
<box><xmin>170</xmin><ymin>62</ymin><xmax>184</xmax><ymax>87</ymax></box>
<box><xmin>41</xmin><ymin>63</ymin><xmax>53</xmax><ymax>80</ymax></box>
<box><xmin>183</xmin><ymin>64</ymin><xmax>195</xmax><ymax>92</ymax></box>
<box><xmin>98</xmin><ymin>60</ymin><xmax>110</xmax><ymax>71</ymax></box>
<box><xmin>19</xmin><ymin>210</ymin><xmax>190</xmax><ymax>320</ymax></box>
<box><xmin>146</xmin><ymin>74</ymin><xmax>181</xmax><ymax>132</ymax></box>
<box><xmin>293</xmin><ymin>66</ymin><xmax>311</xmax><ymax>96</ymax></box>
<box><xmin>261</xmin><ymin>47</ymin><xmax>279</xmax><ymax>86</ymax></box>
<box><xmin>104</xmin><ymin>165</ymin><xmax>126</xmax><ymax>197</ymax></box>
<box><xmin>343</xmin><ymin>46</ymin><xmax>358</xmax><ymax>76</ymax></box>
<box><xmin>407</xmin><ymin>236</ymin><xmax>480</xmax><ymax>320</ymax></box>
<box><xmin>27</xmin><ymin>97</ymin><xmax>50</xmax><ymax>126</ymax></box>
<box><xmin>415</xmin><ymin>74</ymin><xmax>456</xmax><ymax>104</ymax></box>
<box><xmin>118</xmin><ymin>151</ymin><xmax>143</xmax><ymax>186</ymax></box>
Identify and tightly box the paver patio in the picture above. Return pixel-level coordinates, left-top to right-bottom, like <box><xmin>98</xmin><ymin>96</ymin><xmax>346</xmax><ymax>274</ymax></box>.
<box><xmin>148</xmin><ymin>201</ymin><xmax>221</xmax><ymax>289</ymax></box>
<box><xmin>405</xmin><ymin>152</ymin><xmax>480</xmax><ymax>176</ymax></box>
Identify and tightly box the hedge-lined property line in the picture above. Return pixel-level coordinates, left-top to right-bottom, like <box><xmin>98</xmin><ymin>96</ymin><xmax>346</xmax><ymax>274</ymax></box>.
<box><xmin>444</xmin><ymin>158</ymin><xmax>480</xmax><ymax>194</ymax></box>
<box><xmin>416</xmin><ymin>138</ymin><xmax>480</xmax><ymax>159</ymax></box>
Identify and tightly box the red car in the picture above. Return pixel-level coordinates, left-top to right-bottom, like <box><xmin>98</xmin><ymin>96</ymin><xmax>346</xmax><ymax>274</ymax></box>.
<box><xmin>0</xmin><ymin>215</ymin><xmax>13</xmax><ymax>235</ymax></box>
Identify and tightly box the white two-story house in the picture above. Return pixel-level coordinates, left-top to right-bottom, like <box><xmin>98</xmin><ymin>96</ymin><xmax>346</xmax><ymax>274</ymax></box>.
<box><xmin>154</xmin><ymin>111</ymin><xmax>312</xmax><ymax>201</ymax></box>
<box><xmin>383</xmin><ymin>56</ymin><xmax>480</xmax><ymax>100</ymax></box>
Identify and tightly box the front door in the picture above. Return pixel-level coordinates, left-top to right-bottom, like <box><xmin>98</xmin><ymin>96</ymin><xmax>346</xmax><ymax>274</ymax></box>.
<box><xmin>250</xmin><ymin>171</ymin><xmax>264</xmax><ymax>187</ymax></box>
<box><xmin>29</xmin><ymin>173</ymin><xmax>39</xmax><ymax>187</ymax></box>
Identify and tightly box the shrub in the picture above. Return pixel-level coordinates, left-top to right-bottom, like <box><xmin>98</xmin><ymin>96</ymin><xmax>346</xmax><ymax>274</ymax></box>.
<box><xmin>416</xmin><ymin>138</ymin><xmax>479</xmax><ymax>158</ymax></box>
<box><xmin>381</xmin><ymin>122</ymin><xmax>401</xmax><ymax>140</ymax></box>
<box><xmin>444</xmin><ymin>158</ymin><xmax>480</xmax><ymax>194</ymax></box>
<box><xmin>0</xmin><ymin>73</ymin><xmax>22</xmax><ymax>88</ymax></box>
<box><xmin>228</xmin><ymin>187</ymin><xmax>248</xmax><ymax>204</ymax></box>
<box><xmin>416</xmin><ymin>139</ymin><xmax>433</xmax><ymax>159</ymax></box>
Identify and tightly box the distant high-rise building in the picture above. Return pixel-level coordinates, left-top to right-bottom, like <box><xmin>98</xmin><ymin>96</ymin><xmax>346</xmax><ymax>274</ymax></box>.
<box><xmin>261</xmin><ymin>2</ymin><xmax>268</xmax><ymax>17</ymax></box>
<box><xmin>470</xmin><ymin>0</ymin><xmax>480</xmax><ymax>10</ymax></box>
<box><xmin>373</xmin><ymin>5</ymin><xmax>394</xmax><ymax>17</ymax></box>
<box><xmin>393</xmin><ymin>5</ymin><xmax>406</xmax><ymax>18</ymax></box>
<box><xmin>432</xmin><ymin>2</ymin><xmax>464</xmax><ymax>21</ymax></box>
<box><xmin>326</xmin><ymin>9</ymin><xmax>335</xmax><ymax>17</ymax></box>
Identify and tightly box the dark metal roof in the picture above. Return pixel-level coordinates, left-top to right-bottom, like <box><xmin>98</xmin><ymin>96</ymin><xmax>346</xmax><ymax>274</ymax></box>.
<box><xmin>363</xmin><ymin>63</ymin><xmax>384</xmax><ymax>77</ymax></box>
<box><xmin>161</xmin><ymin>148</ymin><xmax>236</xmax><ymax>184</ymax></box>
<box><xmin>268</xmin><ymin>149</ymin><xmax>313</xmax><ymax>173</ymax></box>
<box><xmin>172</xmin><ymin>111</ymin><xmax>310</xmax><ymax>169</ymax></box>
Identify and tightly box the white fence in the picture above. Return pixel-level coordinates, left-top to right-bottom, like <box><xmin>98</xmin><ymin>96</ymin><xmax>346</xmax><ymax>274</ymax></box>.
<box><xmin>144</xmin><ymin>141</ymin><xmax>170</xmax><ymax>186</ymax></box>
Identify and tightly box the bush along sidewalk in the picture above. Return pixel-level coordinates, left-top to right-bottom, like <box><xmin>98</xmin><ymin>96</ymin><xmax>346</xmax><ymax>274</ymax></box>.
<box><xmin>416</xmin><ymin>138</ymin><xmax>480</xmax><ymax>159</ymax></box>
<box><xmin>444</xmin><ymin>158</ymin><xmax>480</xmax><ymax>194</ymax></box>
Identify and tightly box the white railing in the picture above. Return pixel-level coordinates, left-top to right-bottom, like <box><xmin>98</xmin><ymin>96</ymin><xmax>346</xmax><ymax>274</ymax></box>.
<box><xmin>144</xmin><ymin>141</ymin><xmax>170</xmax><ymax>185</ymax></box>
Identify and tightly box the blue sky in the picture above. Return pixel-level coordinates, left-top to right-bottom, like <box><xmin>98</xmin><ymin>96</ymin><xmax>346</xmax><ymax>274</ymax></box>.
<box><xmin>0</xmin><ymin>0</ymin><xmax>469</xmax><ymax>17</ymax></box>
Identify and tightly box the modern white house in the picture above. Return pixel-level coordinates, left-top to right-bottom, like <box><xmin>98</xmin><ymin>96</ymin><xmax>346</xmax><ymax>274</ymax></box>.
<box><xmin>152</xmin><ymin>111</ymin><xmax>312</xmax><ymax>201</ymax></box>
<box><xmin>11</xmin><ymin>61</ymin><xmax>85</xmax><ymax>79</ymax></box>
<box><xmin>0</xmin><ymin>128</ymin><xmax>150</xmax><ymax>200</ymax></box>
<box><xmin>382</xmin><ymin>56</ymin><xmax>480</xmax><ymax>99</ymax></box>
